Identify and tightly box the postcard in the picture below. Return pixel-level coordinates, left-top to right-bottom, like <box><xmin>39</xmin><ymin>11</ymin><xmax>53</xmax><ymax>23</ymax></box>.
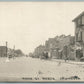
<box><xmin>0</xmin><ymin>1</ymin><xmax>84</xmax><ymax>82</ymax></box>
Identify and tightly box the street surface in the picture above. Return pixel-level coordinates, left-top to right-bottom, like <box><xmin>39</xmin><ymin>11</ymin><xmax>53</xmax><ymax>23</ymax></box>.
<box><xmin>0</xmin><ymin>57</ymin><xmax>84</xmax><ymax>82</ymax></box>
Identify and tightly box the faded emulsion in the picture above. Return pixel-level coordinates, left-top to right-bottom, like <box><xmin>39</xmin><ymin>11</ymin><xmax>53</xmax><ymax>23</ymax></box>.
<box><xmin>0</xmin><ymin>2</ymin><xmax>84</xmax><ymax>82</ymax></box>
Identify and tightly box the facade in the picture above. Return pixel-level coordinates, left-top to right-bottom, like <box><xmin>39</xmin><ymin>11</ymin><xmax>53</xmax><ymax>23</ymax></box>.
<box><xmin>72</xmin><ymin>11</ymin><xmax>84</xmax><ymax>60</ymax></box>
<box><xmin>50</xmin><ymin>48</ymin><xmax>59</xmax><ymax>59</ymax></box>
<box><xmin>0</xmin><ymin>46</ymin><xmax>7</xmax><ymax>57</ymax></box>
<box><xmin>45</xmin><ymin>35</ymin><xmax>75</xmax><ymax>59</ymax></box>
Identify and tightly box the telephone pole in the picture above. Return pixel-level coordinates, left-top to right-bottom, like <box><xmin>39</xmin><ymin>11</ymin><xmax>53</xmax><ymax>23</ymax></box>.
<box><xmin>6</xmin><ymin>41</ymin><xmax>8</xmax><ymax>57</ymax></box>
<box><xmin>13</xmin><ymin>45</ymin><xmax>15</xmax><ymax>57</ymax></box>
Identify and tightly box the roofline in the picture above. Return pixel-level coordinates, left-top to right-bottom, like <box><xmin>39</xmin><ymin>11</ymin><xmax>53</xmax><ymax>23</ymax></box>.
<box><xmin>72</xmin><ymin>11</ymin><xmax>84</xmax><ymax>22</ymax></box>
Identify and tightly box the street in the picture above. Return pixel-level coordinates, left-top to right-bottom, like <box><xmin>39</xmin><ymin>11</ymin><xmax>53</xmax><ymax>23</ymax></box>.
<box><xmin>0</xmin><ymin>57</ymin><xmax>84</xmax><ymax>82</ymax></box>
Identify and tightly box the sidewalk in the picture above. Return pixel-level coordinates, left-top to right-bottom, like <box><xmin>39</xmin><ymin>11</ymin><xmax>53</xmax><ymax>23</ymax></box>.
<box><xmin>51</xmin><ymin>59</ymin><xmax>84</xmax><ymax>65</ymax></box>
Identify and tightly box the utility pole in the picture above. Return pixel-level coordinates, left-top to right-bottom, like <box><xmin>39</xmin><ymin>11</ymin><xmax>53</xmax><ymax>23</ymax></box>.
<box><xmin>6</xmin><ymin>41</ymin><xmax>8</xmax><ymax>57</ymax></box>
<box><xmin>13</xmin><ymin>45</ymin><xmax>15</xmax><ymax>57</ymax></box>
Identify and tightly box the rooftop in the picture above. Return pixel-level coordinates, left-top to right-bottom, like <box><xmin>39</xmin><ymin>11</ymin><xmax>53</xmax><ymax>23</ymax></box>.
<box><xmin>72</xmin><ymin>11</ymin><xmax>84</xmax><ymax>22</ymax></box>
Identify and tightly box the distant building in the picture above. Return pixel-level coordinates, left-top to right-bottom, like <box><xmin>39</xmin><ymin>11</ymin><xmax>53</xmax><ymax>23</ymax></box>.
<box><xmin>45</xmin><ymin>35</ymin><xmax>74</xmax><ymax>59</ymax></box>
<box><xmin>0</xmin><ymin>46</ymin><xmax>7</xmax><ymax>57</ymax></box>
<box><xmin>72</xmin><ymin>11</ymin><xmax>84</xmax><ymax>60</ymax></box>
<box><xmin>50</xmin><ymin>48</ymin><xmax>59</xmax><ymax>59</ymax></box>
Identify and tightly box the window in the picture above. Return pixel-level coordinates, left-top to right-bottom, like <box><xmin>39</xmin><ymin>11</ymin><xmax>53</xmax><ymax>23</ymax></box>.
<box><xmin>80</xmin><ymin>31</ymin><xmax>82</xmax><ymax>41</ymax></box>
<box><xmin>76</xmin><ymin>33</ymin><xmax>78</xmax><ymax>41</ymax></box>
<box><xmin>82</xmin><ymin>15</ymin><xmax>84</xmax><ymax>25</ymax></box>
<box><xmin>78</xmin><ymin>31</ymin><xmax>82</xmax><ymax>42</ymax></box>
<box><xmin>75</xmin><ymin>19</ymin><xmax>81</xmax><ymax>27</ymax></box>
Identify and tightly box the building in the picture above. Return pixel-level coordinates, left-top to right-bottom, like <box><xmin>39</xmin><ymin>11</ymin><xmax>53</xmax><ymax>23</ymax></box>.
<box><xmin>72</xmin><ymin>11</ymin><xmax>84</xmax><ymax>60</ymax></box>
<box><xmin>45</xmin><ymin>35</ymin><xmax>75</xmax><ymax>59</ymax></box>
<box><xmin>0</xmin><ymin>46</ymin><xmax>7</xmax><ymax>57</ymax></box>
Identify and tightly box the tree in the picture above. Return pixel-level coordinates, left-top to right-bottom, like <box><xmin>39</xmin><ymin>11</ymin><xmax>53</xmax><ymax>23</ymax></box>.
<box><xmin>14</xmin><ymin>49</ymin><xmax>24</xmax><ymax>57</ymax></box>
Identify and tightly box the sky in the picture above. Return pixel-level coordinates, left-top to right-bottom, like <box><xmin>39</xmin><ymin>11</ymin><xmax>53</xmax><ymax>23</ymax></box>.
<box><xmin>0</xmin><ymin>2</ymin><xmax>84</xmax><ymax>54</ymax></box>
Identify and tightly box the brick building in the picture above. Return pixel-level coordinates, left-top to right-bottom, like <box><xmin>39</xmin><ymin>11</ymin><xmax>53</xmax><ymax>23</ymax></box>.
<box><xmin>0</xmin><ymin>46</ymin><xmax>7</xmax><ymax>57</ymax></box>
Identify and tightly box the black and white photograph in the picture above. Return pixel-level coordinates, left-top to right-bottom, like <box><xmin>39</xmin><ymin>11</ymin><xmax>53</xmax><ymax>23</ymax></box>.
<box><xmin>0</xmin><ymin>1</ymin><xmax>84</xmax><ymax>82</ymax></box>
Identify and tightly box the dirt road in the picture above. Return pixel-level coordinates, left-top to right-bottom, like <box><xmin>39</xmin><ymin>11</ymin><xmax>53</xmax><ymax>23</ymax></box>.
<box><xmin>0</xmin><ymin>57</ymin><xmax>84</xmax><ymax>82</ymax></box>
